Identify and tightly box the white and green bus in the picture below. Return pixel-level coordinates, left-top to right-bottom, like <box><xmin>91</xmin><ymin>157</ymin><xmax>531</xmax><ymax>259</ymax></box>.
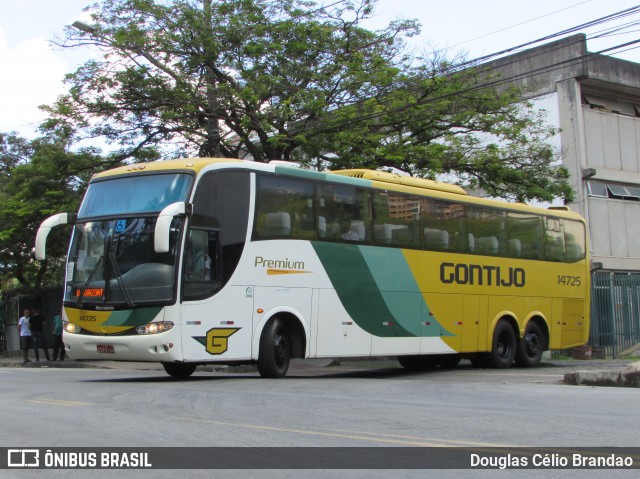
<box><xmin>36</xmin><ymin>158</ymin><xmax>590</xmax><ymax>377</ymax></box>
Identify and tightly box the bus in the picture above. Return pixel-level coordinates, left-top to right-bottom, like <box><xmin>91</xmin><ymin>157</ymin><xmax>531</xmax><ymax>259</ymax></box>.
<box><xmin>35</xmin><ymin>158</ymin><xmax>590</xmax><ymax>378</ymax></box>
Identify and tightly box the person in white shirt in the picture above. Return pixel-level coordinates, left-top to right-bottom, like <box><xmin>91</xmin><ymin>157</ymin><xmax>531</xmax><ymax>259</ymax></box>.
<box><xmin>17</xmin><ymin>309</ymin><xmax>32</xmax><ymax>363</ymax></box>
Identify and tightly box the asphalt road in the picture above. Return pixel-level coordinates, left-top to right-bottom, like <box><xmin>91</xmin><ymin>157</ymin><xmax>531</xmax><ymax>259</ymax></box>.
<box><xmin>1</xmin><ymin>360</ymin><xmax>639</xmax><ymax>479</ymax></box>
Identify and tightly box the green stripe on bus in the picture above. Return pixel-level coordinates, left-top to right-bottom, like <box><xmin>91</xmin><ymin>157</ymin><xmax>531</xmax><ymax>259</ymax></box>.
<box><xmin>312</xmin><ymin>242</ymin><xmax>452</xmax><ymax>338</ymax></box>
<box><xmin>274</xmin><ymin>166</ymin><xmax>372</xmax><ymax>188</ymax></box>
<box><xmin>101</xmin><ymin>307</ymin><xmax>163</xmax><ymax>327</ymax></box>
<box><xmin>358</xmin><ymin>246</ymin><xmax>425</xmax><ymax>336</ymax></box>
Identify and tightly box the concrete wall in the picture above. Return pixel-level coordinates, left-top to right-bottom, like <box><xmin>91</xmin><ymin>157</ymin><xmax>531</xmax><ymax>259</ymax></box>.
<box><xmin>491</xmin><ymin>34</ymin><xmax>640</xmax><ymax>272</ymax></box>
<box><xmin>582</xmin><ymin>109</ymin><xmax>640</xmax><ymax>270</ymax></box>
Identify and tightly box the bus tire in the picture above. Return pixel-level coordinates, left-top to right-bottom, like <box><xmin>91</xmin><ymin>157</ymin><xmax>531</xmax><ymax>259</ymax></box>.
<box><xmin>515</xmin><ymin>322</ymin><xmax>546</xmax><ymax>367</ymax></box>
<box><xmin>257</xmin><ymin>317</ymin><xmax>291</xmax><ymax>378</ymax></box>
<box><xmin>487</xmin><ymin>320</ymin><xmax>516</xmax><ymax>369</ymax></box>
<box><xmin>162</xmin><ymin>362</ymin><xmax>197</xmax><ymax>378</ymax></box>
<box><xmin>436</xmin><ymin>354</ymin><xmax>461</xmax><ymax>369</ymax></box>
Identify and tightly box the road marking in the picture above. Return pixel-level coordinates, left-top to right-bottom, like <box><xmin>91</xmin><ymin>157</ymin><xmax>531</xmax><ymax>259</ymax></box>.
<box><xmin>170</xmin><ymin>416</ymin><xmax>514</xmax><ymax>448</ymax></box>
<box><xmin>27</xmin><ymin>398</ymin><xmax>93</xmax><ymax>407</ymax></box>
<box><xmin>298</xmin><ymin>425</ymin><xmax>513</xmax><ymax>447</ymax></box>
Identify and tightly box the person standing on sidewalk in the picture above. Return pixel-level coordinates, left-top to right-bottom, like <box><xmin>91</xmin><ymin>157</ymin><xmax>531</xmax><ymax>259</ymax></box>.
<box><xmin>30</xmin><ymin>308</ymin><xmax>51</xmax><ymax>361</ymax></box>
<box><xmin>52</xmin><ymin>310</ymin><xmax>65</xmax><ymax>361</ymax></box>
<box><xmin>17</xmin><ymin>309</ymin><xmax>32</xmax><ymax>363</ymax></box>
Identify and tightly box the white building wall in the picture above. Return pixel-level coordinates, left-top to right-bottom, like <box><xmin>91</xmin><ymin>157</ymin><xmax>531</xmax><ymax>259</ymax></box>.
<box><xmin>581</xmin><ymin>106</ymin><xmax>640</xmax><ymax>270</ymax></box>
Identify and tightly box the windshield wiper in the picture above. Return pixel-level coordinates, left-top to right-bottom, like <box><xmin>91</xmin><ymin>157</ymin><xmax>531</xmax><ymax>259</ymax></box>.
<box><xmin>75</xmin><ymin>230</ymin><xmax>134</xmax><ymax>308</ymax></box>
<box><xmin>106</xmin><ymin>251</ymin><xmax>134</xmax><ymax>307</ymax></box>
<box><xmin>75</xmin><ymin>255</ymin><xmax>104</xmax><ymax>308</ymax></box>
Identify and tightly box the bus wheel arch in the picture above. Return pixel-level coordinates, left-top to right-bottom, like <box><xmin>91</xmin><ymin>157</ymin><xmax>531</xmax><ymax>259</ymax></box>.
<box><xmin>515</xmin><ymin>316</ymin><xmax>548</xmax><ymax>368</ymax></box>
<box><xmin>257</xmin><ymin>313</ymin><xmax>306</xmax><ymax>378</ymax></box>
<box><xmin>487</xmin><ymin>316</ymin><xmax>518</xmax><ymax>369</ymax></box>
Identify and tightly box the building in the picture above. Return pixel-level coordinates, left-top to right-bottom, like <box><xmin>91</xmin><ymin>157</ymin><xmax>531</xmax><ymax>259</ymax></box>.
<box><xmin>487</xmin><ymin>34</ymin><xmax>640</xmax><ymax>356</ymax></box>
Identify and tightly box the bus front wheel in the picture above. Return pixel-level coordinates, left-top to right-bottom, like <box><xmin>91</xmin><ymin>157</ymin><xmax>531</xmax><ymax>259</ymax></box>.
<box><xmin>257</xmin><ymin>317</ymin><xmax>291</xmax><ymax>378</ymax></box>
<box><xmin>162</xmin><ymin>362</ymin><xmax>197</xmax><ymax>378</ymax></box>
<box><xmin>515</xmin><ymin>322</ymin><xmax>546</xmax><ymax>367</ymax></box>
<box><xmin>487</xmin><ymin>320</ymin><xmax>516</xmax><ymax>369</ymax></box>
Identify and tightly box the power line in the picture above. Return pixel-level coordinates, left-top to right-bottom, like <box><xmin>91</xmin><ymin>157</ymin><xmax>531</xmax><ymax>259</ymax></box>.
<box><xmin>301</xmin><ymin>35</ymin><xmax>640</xmax><ymax>139</ymax></box>
<box><xmin>438</xmin><ymin>0</ymin><xmax>592</xmax><ymax>52</ymax></box>
<box><xmin>587</xmin><ymin>18</ymin><xmax>640</xmax><ymax>39</ymax></box>
<box><xmin>455</xmin><ymin>5</ymin><xmax>640</xmax><ymax>68</ymax></box>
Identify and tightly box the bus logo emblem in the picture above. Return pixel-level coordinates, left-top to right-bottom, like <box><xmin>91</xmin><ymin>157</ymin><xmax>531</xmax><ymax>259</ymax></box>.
<box><xmin>205</xmin><ymin>328</ymin><xmax>240</xmax><ymax>355</ymax></box>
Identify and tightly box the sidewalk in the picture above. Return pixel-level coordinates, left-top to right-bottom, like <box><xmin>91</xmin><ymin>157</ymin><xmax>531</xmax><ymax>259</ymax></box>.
<box><xmin>1</xmin><ymin>353</ymin><xmax>639</xmax><ymax>386</ymax></box>
<box><xmin>0</xmin><ymin>353</ymin><xmax>164</xmax><ymax>371</ymax></box>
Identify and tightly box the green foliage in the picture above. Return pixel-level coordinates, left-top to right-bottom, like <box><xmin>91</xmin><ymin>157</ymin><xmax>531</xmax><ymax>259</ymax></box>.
<box><xmin>43</xmin><ymin>0</ymin><xmax>573</xmax><ymax>203</ymax></box>
<box><xmin>47</xmin><ymin>0</ymin><xmax>418</xmax><ymax>162</ymax></box>
<box><xmin>0</xmin><ymin>130</ymin><xmax>110</xmax><ymax>290</ymax></box>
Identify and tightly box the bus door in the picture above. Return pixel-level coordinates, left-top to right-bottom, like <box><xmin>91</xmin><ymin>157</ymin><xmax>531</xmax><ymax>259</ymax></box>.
<box><xmin>420</xmin><ymin>293</ymin><xmax>463</xmax><ymax>354</ymax></box>
<box><xmin>460</xmin><ymin>295</ymin><xmax>488</xmax><ymax>352</ymax></box>
<box><xmin>180</xmin><ymin>227</ymin><xmax>254</xmax><ymax>361</ymax></box>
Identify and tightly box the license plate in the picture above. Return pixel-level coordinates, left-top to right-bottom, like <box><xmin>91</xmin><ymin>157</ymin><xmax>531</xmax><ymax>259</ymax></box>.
<box><xmin>97</xmin><ymin>344</ymin><xmax>115</xmax><ymax>354</ymax></box>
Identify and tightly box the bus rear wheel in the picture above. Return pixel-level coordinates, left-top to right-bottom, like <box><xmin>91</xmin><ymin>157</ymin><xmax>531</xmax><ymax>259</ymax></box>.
<box><xmin>487</xmin><ymin>320</ymin><xmax>516</xmax><ymax>369</ymax></box>
<box><xmin>515</xmin><ymin>322</ymin><xmax>546</xmax><ymax>367</ymax></box>
<box><xmin>162</xmin><ymin>362</ymin><xmax>197</xmax><ymax>378</ymax></box>
<box><xmin>258</xmin><ymin>317</ymin><xmax>291</xmax><ymax>378</ymax></box>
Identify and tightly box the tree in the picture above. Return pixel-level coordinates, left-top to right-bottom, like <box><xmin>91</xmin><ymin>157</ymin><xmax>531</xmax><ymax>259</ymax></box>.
<box><xmin>309</xmin><ymin>61</ymin><xmax>574</xmax><ymax>203</ymax></box>
<box><xmin>0</xmin><ymin>129</ymin><xmax>108</xmax><ymax>290</ymax></box>
<box><xmin>45</xmin><ymin>0</ymin><xmax>572</xmax><ymax>203</ymax></box>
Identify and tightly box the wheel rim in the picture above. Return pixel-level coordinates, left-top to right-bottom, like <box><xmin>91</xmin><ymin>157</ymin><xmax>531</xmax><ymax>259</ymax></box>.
<box><xmin>497</xmin><ymin>331</ymin><xmax>513</xmax><ymax>359</ymax></box>
<box><xmin>273</xmin><ymin>327</ymin><xmax>289</xmax><ymax>368</ymax></box>
<box><xmin>524</xmin><ymin>331</ymin><xmax>540</xmax><ymax>358</ymax></box>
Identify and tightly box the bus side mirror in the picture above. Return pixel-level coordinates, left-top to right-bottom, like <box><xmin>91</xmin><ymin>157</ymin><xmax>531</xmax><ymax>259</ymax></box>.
<box><xmin>35</xmin><ymin>213</ymin><xmax>75</xmax><ymax>260</ymax></box>
<box><xmin>155</xmin><ymin>202</ymin><xmax>189</xmax><ymax>253</ymax></box>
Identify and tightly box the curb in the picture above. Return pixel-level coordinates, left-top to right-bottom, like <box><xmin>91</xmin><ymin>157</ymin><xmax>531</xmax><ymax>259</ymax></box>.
<box><xmin>564</xmin><ymin>362</ymin><xmax>640</xmax><ymax>387</ymax></box>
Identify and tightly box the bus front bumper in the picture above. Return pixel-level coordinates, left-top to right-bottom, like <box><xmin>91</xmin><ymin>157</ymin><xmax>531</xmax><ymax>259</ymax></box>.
<box><xmin>63</xmin><ymin>330</ymin><xmax>182</xmax><ymax>362</ymax></box>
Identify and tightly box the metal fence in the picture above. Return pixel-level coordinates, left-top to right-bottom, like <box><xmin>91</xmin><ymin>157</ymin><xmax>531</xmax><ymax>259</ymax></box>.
<box><xmin>591</xmin><ymin>271</ymin><xmax>640</xmax><ymax>358</ymax></box>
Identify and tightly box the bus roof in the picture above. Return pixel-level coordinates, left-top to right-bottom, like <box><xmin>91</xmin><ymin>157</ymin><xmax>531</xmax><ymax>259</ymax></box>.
<box><xmin>330</xmin><ymin>169</ymin><xmax>467</xmax><ymax>195</ymax></box>
<box><xmin>92</xmin><ymin>158</ymin><xmax>243</xmax><ymax>179</ymax></box>
<box><xmin>91</xmin><ymin>158</ymin><xmax>584</xmax><ymax>222</ymax></box>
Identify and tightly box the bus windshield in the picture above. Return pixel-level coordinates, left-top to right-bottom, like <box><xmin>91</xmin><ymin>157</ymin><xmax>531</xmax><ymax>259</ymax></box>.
<box><xmin>63</xmin><ymin>173</ymin><xmax>192</xmax><ymax>307</ymax></box>
<box><xmin>78</xmin><ymin>173</ymin><xmax>192</xmax><ymax>218</ymax></box>
<box><xmin>64</xmin><ymin>217</ymin><xmax>182</xmax><ymax>307</ymax></box>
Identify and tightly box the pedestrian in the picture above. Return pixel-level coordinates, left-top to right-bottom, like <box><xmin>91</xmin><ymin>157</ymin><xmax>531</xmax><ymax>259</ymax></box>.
<box><xmin>17</xmin><ymin>309</ymin><xmax>31</xmax><ymax>363</ymax></box>
<box><xmin>52</xmin><ymin>310</ymin><xmax>65</xmax><ymax>361</ymax></box>
<box><xmin>29</xmin><ymin>308</ymin><xmax>51</xmax><ymax>361</ymax></box>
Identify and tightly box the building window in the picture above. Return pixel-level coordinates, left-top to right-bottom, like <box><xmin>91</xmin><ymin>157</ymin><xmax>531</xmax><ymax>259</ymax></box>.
<box><xmin>587</xmin><ymin>180</ymin><xmax>640</xmax><ymax>201</ymax></box>
<box><xmin>582</xmin><ymin>93</ymin><xmax>640</xmax><ymax>117</ymax></box>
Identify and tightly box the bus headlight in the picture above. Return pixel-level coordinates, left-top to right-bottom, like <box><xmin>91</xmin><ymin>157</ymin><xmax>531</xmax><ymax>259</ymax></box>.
<box><xmin>136</xmin><ymin>321</ymin><xmax>174</xmax><ymax>335</ymax></box>
<box><xmin>64</xmin><ymin>321</ymin><xmax>81</xmax><ymax>334</ymax></box>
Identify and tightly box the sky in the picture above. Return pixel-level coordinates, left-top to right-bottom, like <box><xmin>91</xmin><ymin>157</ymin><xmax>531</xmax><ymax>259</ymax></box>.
<box><xmin>1</xmin><ymin>0</ymin><xmax>639</xmax><ymax>137</ymax></box>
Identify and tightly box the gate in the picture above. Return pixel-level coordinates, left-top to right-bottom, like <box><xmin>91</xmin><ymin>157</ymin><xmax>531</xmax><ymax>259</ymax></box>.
<box><xmin>591</xmin><ymin>271</ymin><xmax>640</xmax><ymax>357</ymax></box>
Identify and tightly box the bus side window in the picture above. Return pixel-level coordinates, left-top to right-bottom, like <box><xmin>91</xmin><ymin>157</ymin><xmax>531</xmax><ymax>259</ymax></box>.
<box><xmin>373</xmin><ymin>191</ymin><xmax>419</xmax><ymax>248</ymax></box>
<box><xmin>465</xmin><ymin>206</ymin><xmax>506</xmax><ymax>256</ymax></box>
<box><xmin>255</xmin><ymin>175</ymin><xmax>315</xmax><ymax>240</ymax></box>
<box><xmin>507</xmin><ymin>213</ymin><xmax>543</xmax><ymax>260</ymax></box>
<box><xmin>544</xmin><ymin>217</ymin><xmax>565</xmax><ymax>262</ymax></box>
<box><xmin>420</xmin><ymin>198</ymin><xmax>465</xmax><ymax>253</ymax></box>
<box><xmin>563</xmin><ymin>219</ymin><xmax>586</xmax><ymax>262</ymax></box>
<box><xmin>318</xmin><ymin>184</ymin><xmax>371</xmax><ymax>243</ymax></box>
<box><xmin>183</xmin><ymin>229</ymin><xmax>220</xmax><ymax>300</ymax></box>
